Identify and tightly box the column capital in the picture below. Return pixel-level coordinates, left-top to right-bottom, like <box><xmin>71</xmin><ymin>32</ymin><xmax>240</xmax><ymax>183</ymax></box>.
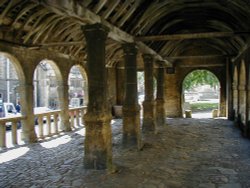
<box><xmin>82</xmin><ymin>23</ymin><xmax>109</xmax><ymax>40</ymax></box>
<box><xmin>142</xmin><ymin>54</ymin><xmax>154</xmax><ymax>63</ymax></box>
<box><xmin>122</xmin><ymin>43</ymin><xmax>138</xmax><ymax>55</ymax></box>
<box><xmin>156</xmin><ymin>60</ymin><xmax>165</xmax><ymax>68</ymax></box>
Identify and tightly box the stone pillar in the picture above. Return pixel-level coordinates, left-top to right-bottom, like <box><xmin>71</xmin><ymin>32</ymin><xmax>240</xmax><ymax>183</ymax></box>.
<box><xmin>239</xmin><ymin>61</ymin><xmax>247</xmax><ymax>136</ymax></box>
<box><xmin>142</xmin><ymin>54</ymin><xmax>156</xmax><ymax>133</ymax></box>
<box><xmin>82</xmin><ymin>23</ymin><xmax>112</xmax><ymax>170</ymax></box>
<box><xmin>19</xmin><ymin>84</ymin><xmax>37</xmax><ymax>143</ymax></box>
<box><xmin>122</xmin><ymin>43</ymin><xmax>142</xmax><ymax>150</ymax></box>
<box><xmin>232</xmin><ymin>66</ymin><xmax>238</xmax><ymax>121</ymax></box>
<box><xmin>83</xmin><ymin>80</ymin><xmax>88</xmax><ymax>105</ymax></box>
<box><xmin>226</xmin><ymin>60</ymin><xmax>233</xmax><ymax>120</ymax></box>
<box><xmin>247</xmin><ymin>82</ymin><xmax>250</xmax><ymax>137</ymax></box>
<box><xmin>219</xmin><ymin>84</ymin><xmax>227</xmax><ymax>117</ymax></box>
<box><xmin>239</xmin><ymin>83</ymin><xmax>247</xmax><ymax>132</ymax></box>
<box><xmin>155</xmin><ymin>62</ymin><xmax>166</xmax><ymax>126</ymax></box>
<box><xmin>57</xmin><ymin>83</ymin><xmax>71</xmax><ymax>132</ymax></box>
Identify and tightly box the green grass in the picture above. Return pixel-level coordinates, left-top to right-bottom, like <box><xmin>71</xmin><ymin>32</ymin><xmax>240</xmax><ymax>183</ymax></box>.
<box><xmin>190</xmin><ymin>103</ymin><xmax>218</xmax><ymax>112</ymax></box>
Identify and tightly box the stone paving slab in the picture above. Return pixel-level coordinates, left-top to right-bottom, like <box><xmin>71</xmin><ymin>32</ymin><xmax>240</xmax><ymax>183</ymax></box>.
<box><xmin>0</xmin><ymin>118</ymin><xmax>250</xmax><ymax>187</ymax></box>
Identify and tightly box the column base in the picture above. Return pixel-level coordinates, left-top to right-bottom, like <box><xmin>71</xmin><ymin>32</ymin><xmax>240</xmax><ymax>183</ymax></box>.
<box><xmin>122</xmin><ymin>105</ymin><xmax>142</xmax><ymax>150</ymax></box>
<box><xmin>84</xmin><ymin>112</ymin><xmax>112</xmax><ymax>170</ymax></box>
<box><xmin>142</xmin><ymin>100</ymin><xmax>156</xmax><ymax>133</ymax></box>
<box><xmin>21</xmin><ymin>130</ymin><xmax>37</xmax><ymax>143</ymax></box>
<box><xmin>60</xmin><ymin>112</ymin><xmax>71</xmax><ymax>132</ymax></box>
<box><xmin>155</xmin><ymin>99</ymin><xmax>166</xmax><ymax>126</ymax></box>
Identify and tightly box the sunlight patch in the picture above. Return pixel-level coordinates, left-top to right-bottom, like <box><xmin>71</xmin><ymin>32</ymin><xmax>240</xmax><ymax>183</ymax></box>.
<box><xmin>40</xmin><ymin>135</ymin><xmax>71</xmax><ymax>148</ymax></box>
<box><xmin>0</xmin><ymin>147</ymin><xmax>30</xmax><ymax>164</ymax></box>
<box><xmin>75</xmin><ymin>128</ymin><xmax>85</xmax><ymax>136</ymax></box>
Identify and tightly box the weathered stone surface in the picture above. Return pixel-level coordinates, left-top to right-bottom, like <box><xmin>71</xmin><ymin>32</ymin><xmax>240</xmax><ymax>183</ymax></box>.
<box><xmin>1</xmin><ymin>118</ymin><xmax>250</xmax><ymax>187</ymax></box>
<box><xmin>82</xmin><ymin>23</ymin><xmax>112</xmax><ymax>170</ymax></box>
<box><xmin>122</xmin><ymin>43</ymin><xmax>142</xmax><ymax>150</ymax></box>
<box><xmin>218</xmin><ymin>183</ymin><xmax>242</xmax><ymax>188</ymax></box>
<box><xmin>199</xmin><ymin>183</ymin><xmax>216</xmax><ymax>188</ymax></box>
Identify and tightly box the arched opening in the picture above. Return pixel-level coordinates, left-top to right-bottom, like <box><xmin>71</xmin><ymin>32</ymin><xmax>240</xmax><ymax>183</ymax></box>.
<box><xmin>33</xmin><ymin>60</ymin><xmax>62</xmax><ymax>111</ymax></box>
<box><xmin>137</xmin><ymin>71</ymin><xmax>145</xmax><ymax>105</ymax></box>
<box><xmin>68</xmin><ymin>65</ymin><xmax>88</xmax><ymax>107</ymax></box>
<box><xmin>182</xmin><ymin>69</ymin><xmax>220</xmax><ymax>118</ymax></box>
<box><xmin>0</xmin><ymin>53</ymin><xmax>24</xmax><ymax>120</ymax></box>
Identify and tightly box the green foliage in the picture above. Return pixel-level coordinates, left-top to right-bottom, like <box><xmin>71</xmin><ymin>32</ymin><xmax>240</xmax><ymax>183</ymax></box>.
<box><xmin>183</xmin><ymin>70</ymin><xmax>219</xmax><ymax>90</ymax></box>
<box><xmin>190</xmin><ymin>103</ymin><xmax>218</xmax><ymax>112</ymax></box>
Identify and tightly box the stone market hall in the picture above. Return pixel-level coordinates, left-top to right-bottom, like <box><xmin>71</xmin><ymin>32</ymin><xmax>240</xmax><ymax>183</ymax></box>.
<box><xmin>0</xmin><ymin>1</ymin><xmax>250</xmax><ymax>187</ymax></box>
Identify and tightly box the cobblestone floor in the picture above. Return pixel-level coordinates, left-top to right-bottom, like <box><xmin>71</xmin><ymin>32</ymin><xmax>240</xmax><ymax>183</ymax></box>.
<box><xmin>1</xmin><ymin>118</ymin><xmax>250</xmax><ymax>188</ymax></box>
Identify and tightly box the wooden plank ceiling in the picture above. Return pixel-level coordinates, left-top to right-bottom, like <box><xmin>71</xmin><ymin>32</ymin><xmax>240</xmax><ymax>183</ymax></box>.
<box><xmin>0</xmin><ymin>0</ymin><xmax>249</xmax><ymax>66</ymax></box>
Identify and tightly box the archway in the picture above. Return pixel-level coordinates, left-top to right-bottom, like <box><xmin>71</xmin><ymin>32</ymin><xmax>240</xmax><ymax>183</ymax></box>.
<box><xmin>33</xmin><ymin>60</ymin><xmax>62</xmax><ymax>110</ymax></box>
<box><xmin>137</xmin><ymin>71</ymin><xmax>145</xmax><ymax>105</ymax></box>
<box><xmin>68</xmin><ymin>65</ymin><xmax>88</xmax><ymax>107</ymax></box>
<box><xmin>0</xmin><ymin>53</ymin><xmax>24</xmax><ymax>118</ymax></box>
<box><xmin>182</xmin><ymin>69</ymin><xmax>220</xmax><ymax>118</ymax></box>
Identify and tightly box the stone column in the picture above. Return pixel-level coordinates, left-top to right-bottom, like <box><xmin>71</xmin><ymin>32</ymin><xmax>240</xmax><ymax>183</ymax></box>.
<box><xmin>122</xmin><ymin>43</ymin><xmax>142</xmax><ymax>150</ymax></box>
<box><xmin>155</xmin><ymin>62</ymin><xmax>166</xmax><ymax>126</ymax></box>
<box><xmin>83</xmin><ymin>80</ymin><xmax>88</xmax><ymax>105</ymax></box>
<box><xmin>232</xmin><ymin>66</ymin><xmax>238</xmax><ymax>121</ymax></box>
<box><xmin>239</xmin><ymin>83</ymin><xmax>247</xmax><ymax>135</ymax></box>
<box><xmin>219</xmin><ymin>84</ymin><xmax>227</xmax><ymax>117</ymax></box>
<box><xmin>247</xmin><ymin>82</ymin><xmax>250</xmax><ymax>137</ymax></box>
<box><xmin>57</xmin><ymin>83</ymin><xmax>71</xmax><ymax>132</ymax></box>
<box><xmin>226</xmin><ymin>60</ymin><xmax>233</xmax><ymax>120</ymax></box>
<box><xmin>142</xmin><ymin>54</ymin><xmax>156</xmax><ymax>133</ymax></box>
<box><xmin>239</xmin><ymin>61</ymin><xmax>247</xmax><ymax>136</ymax></box>
<box><xmin>82</xmin><ymin>23</ymin><xmax>112</xmax><ymax>170</ymax></box>
<box><xmin>19</xmin><ymin>84</ymin><xmax>37</xmax><ymax>143</ymax></box>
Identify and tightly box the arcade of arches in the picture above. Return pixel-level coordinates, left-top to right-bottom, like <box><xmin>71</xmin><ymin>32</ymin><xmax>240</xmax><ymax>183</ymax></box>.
<box><xmin>0</xmin><ymin>0</ymin><xmax>250</xmax><ymax>177</ymax></box>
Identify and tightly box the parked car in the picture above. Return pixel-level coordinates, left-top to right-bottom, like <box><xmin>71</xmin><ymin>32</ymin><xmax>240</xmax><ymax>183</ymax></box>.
<box><xmin>1</xmin><ymin>103</ymin><xmax>21</xmax><ymax>129</ymax></box>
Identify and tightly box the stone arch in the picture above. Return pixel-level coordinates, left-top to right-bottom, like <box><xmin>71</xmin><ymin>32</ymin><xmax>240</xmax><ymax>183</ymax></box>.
<box><xmin>33</xmin><ymin>59</ymin><xmax>63</xmax><ymax>83</ymax></box>
<box><xmin>0</xmin><ymin>52</ymin><xmax>25</xmax><ymax>83</ymax></box>
<box><xmin>0</xmin><ymin>52</ymin><xmax>25</xmax><ymax>117</ymax></box>
<box><xmin>33</xmin><ymin>59</ymin><xmax>63</xmax><ymax>109</ymax></box>
<box><xmin>68</xmin><ymin>64</ymin><xmax>89</xmax><ymax>106</ymax></box>
<box><xmin>181</xmin><ymin>69</ymin><xmax>221</xmax><ymax>118</ymax></box>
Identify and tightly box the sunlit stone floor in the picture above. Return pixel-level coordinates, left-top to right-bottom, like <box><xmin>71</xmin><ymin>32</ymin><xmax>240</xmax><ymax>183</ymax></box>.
<box><xmin>1</xmin><ymin>117</ymin><xmax>250</xmax><ymax>188</ymax></box>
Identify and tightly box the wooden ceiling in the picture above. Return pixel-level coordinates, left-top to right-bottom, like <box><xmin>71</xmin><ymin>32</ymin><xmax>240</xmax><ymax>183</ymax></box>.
<box><xmin>0</xmin><ymin>0</ymin><xmax>249</xmax><ymax>66</ymax></box>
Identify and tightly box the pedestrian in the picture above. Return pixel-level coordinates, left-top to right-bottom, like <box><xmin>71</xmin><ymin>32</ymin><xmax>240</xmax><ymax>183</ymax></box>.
<box><xmin>16</xmin><ymin>101</ymin><xmax>21</xmax><ymax>113</ymax></box>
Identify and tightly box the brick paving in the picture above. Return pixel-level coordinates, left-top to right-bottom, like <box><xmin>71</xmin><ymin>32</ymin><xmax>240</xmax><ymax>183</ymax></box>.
<box><xmin>1</xmin><ymin>118</ymin><xmax>250</xmax><ymax>188</ymax></box>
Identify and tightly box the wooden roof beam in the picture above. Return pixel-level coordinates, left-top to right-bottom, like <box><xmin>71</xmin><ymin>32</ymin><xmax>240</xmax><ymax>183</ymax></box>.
<box><xmin>135</xmin><ymin>32</ymin><xmax>249</xmax><ymax>41</ymax></box>
<box><xmin>231</xmin><ymin>39</ymin><xmax>250</xmax><ymax>63</ymax></box>
<box><xmin>164</xmin><ymin>54</ymin><xmax>234</xmax><ymax>60</ymax></box>
<box><xmin>31</xmin><ymin>0</ymin><xmax>167</xmax><ymax>62</ymax></box>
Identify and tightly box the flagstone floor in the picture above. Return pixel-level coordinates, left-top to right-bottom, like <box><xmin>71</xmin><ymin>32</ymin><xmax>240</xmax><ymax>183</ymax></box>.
<box><xmin>1</xmin><ymin>117</ymin><xmax>250</xmax><ymax>188</ymax></box>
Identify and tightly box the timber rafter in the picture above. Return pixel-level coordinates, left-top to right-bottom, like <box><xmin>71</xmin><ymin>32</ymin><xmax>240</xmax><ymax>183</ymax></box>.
<box><xmin>0</xmin><ymin>0</ymin><xmax>249</xmax><ymax>66</ymax></box>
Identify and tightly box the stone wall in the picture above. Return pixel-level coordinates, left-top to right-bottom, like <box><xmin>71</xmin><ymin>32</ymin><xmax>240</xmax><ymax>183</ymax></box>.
<box><xmin>165</xmin><ymin>58</ymin><xmax>227</xmax><ymax>118</ymax></box>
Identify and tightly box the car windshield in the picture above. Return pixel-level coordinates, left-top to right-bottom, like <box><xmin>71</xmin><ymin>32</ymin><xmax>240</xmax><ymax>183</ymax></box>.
<box><xmin>7</xmin><ymin>105</ymin><xmax>15</xmax><ymax>113</ymax></box>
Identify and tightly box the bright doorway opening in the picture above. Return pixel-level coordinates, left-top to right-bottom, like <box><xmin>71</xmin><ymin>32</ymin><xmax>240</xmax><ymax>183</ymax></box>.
<box><xmin>182</xmin><ymin>70</ymin><xmax>220</xmax><ymax>118</ymax></box>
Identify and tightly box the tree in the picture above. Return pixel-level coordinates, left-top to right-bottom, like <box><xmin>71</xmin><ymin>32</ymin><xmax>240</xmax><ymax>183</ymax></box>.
<box><xmin>183</xmin><ymin>70</ymin><xmax>219</xmax><ymax>91</ymax></box>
